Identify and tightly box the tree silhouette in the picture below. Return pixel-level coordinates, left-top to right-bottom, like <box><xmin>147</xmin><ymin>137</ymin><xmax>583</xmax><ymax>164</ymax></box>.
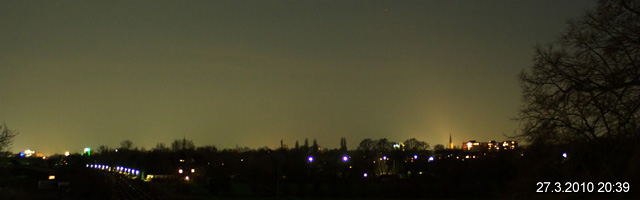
<box><xmin>518</xmin><ymin>0</ymin><xmax>640</xmax><ymax>180</ymax></box>
<box><xmin>519</xmin><ymin>0</ymin><xmax>639</xmax><ymax>145</ymax></box>
<box><xmin>171</xmin><ymin>138</ymin><xmax>195</xmax><ymax>151</ymax></box>
<box><xmin>153</xmin><ymin>142</ymin><xmax>170</xmax><ymax>152</ymax></box>
<box><xmin>340</xmin><ymin>137</ymin><xmax>347</xmax><ymax>151</ymax></box>
<box><xmin>375</xmin><ymin>138</ymin><xmax>392</xmax><ymax>153</ymax></box>
<box><xmin>97</xmin><ymin>145</ymin><xmax>112</xmax><ymax>154</ymax></box>
<box><xmin>120</xmin><ymin>139</ymin><xmax>133</xmax><ymax>150</ymax></box>
<box><xmin>0</xmin><ymin>123</ymin><xmax>18</xmax><ymax>153</ymax></box>
<box><xmin>403</xmin><ymin>138</ymin><xmax>429</xmax><ymax>151</ymax></box>
<box><xmin>357</xmin><ymin>138</ymin><xmax>375</xmax><ymax>153</ymax></box>
<box><xmin>312</xmin><ymin>139</ymin><xmax>319</xmax><ymax>152</ymax></box>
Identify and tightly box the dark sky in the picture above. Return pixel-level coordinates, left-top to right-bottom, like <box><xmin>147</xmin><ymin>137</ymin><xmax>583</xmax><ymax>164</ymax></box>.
<box><xmin>1</xmin><ymin>0</ymin><xmax>595</xmax><ymax>155</ymax></box>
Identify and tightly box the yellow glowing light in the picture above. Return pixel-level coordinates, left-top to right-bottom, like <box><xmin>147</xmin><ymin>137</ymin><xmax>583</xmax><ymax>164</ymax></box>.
<box><xmin>48</xmin><ymin>175</ymin><xmax>55</xmax><ymax>180</ymax></box>
<box><xmin>185</xmin><ymin>176</ymin><xmax>190</xmax><ymax>181</ymax></box>
<box><xmin>191</xmin><ymin>169</ymin><xmax>195</xmax><ymax>173</ymax></box>
<box><xmin>178</xmin><ymin>169</ymin><xmax>183</xmax><ymax>174</ymax></box>
<box><xmin>466</xmin><ymin>142</ymin><xmax>472</xmax><ymax>150</ymax></box>
<box><xmin>64</xmin><ymin>151</ymin><xmax>70</xmax><ymax>156</ymax></box>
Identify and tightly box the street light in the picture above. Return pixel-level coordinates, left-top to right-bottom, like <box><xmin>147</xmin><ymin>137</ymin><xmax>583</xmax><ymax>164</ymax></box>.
<box><xmin>83</xmin><ymin>147</ymin><xmax>91</xmax><ymax>156</ymax></box>
<box><xmin>342</xmin><ymin>156</ymin><xmax>349</xmax><ymax>162</ymax></box>
<box><xmin>308</xmin><ymin>156</ymin><xmax>314</xmax><ymax>162</ymax></box>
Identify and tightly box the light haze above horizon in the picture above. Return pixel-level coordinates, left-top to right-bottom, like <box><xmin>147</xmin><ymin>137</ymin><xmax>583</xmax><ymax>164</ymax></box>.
<box><xmin>0</xmin><ymin>0</ymin><xmax>596</xmax><ymax>155</ymax></box>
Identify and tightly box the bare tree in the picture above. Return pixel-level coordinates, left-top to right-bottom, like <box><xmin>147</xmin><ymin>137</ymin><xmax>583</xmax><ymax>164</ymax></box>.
<box><xmin>403</xmin><ymin>138</ymin><xmax>429</xmax><ymax>151</ymax></box>
<box><xmin>120</xmin><ymin>139</ymin><xmax>134</xmax><ymax>150</ymax></box>
<box><xmin>340</xmin><ymin>137</ymin><xmax>347</xmax><ymax>151</ymax></box>
<box><xmin>153</xmin><ymin>142</ymin><xmax>170</xmax><ymax>152</ymax></box>
<box><xmin>0</xmin><ymin>123</ymin><xmax>18</xmax><ymax>153</ymax></box>
<box><xmin>97</xmin><ymin>145</ymin><xmax>112</xmax><ymax>154</ymax></box>
<box><xmin>171</xmin><ymin>138</ymin><xmax>195</xmax><ymax>151</ymax></box>
<box><xmin>518</xmin><ymin>0</ymin><xmax>640</xmax><ymax>145</ymax></box>
<box><xmin>357</xmin><ymin>138</ymin><xmax>375</xmax><ymax>153</ymax></box>
<box><xmin>375</xmin><ymin>138</ymin><xmax>392</xmax><ymax>153</ymax></box>
<box><xmin>518</xmin><ymin>0</ymin><xmax>640</xmax><ymax>179</ymax></box>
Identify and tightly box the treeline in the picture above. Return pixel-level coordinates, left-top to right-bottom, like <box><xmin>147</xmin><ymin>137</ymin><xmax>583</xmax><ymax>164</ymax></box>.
<box><xmin>84</xmin><ymin>137</ymin><xmax>438</xmax><ymax>177</ymax></box>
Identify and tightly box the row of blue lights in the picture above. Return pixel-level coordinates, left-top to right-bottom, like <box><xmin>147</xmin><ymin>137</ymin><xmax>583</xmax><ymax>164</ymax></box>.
<box><xmin>86</xmin><ymin>164</ymin><xmax>141</xmax><ymax>176</ymax></box>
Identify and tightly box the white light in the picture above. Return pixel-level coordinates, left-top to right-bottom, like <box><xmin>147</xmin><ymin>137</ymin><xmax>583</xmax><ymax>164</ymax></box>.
<box><xmin>135</xmin><ymin>170</ymin><xmax>140</xmax><ymax>175</ymax></box>
<box><xmin>342</xmin><ymin>156</ymin><xmax>349</xmax><ymax>162</ymax></box>
<box><xmin>179</xmin><ymin>169</ymin><xmax>183</xmax><ymax>174</ymax></box>
<box><xmin>413</xmin><ymin>155</ymin><xmax>418</xmax><ymax>160</ymax></box>
<box><xmin>428</xmin><ymin>156</ymin><xmax>434</xmax><ymax>162</ymax></box>
<box><xmin>363</xmin><ymin>173</ymin><xmax>368</xmax><ymax>177</ymax></box>
<box><xmin>185</xmin><ymin>176</ymin><xmax>190</xmax><ymax>181</ymax></box>
<box><xmin>308</xmin><ymin>156</ymin><xmax>313</xmax><ymax>162</ymax></box>
<box><xmin>562</xmin><ymin>152</ymin><xmax>567</xmax><ymax>158</ymax></box>
<box><xmin>383</xmin><ymin>156</ymin><xmax>387</xmax><ymax>160</ymax></box>
<box><xmin>191</xmin><ymin>169</ymin><xmax>195</xmax><ymax>173</ymax></box>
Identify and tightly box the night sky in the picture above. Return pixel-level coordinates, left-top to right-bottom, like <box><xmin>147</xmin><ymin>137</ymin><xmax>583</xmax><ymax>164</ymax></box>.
<box><xmin>1</xmin><ymin>0</ymin><xmax>595</xmax><ymax>155</ymax></box>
